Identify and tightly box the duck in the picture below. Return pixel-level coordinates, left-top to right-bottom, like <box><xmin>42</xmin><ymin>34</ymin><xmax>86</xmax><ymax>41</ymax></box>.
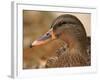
<box><xmin>30</xmin><ymin>14</ymin><xmax>91</xmax><ymax>68</ymax></box>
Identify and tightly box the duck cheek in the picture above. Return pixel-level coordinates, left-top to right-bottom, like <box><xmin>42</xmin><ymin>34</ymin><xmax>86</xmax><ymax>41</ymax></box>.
<box><xmin>59</xmin><ymin>34</ymin><xmax>68</xmax><ymax>43</ymax></box>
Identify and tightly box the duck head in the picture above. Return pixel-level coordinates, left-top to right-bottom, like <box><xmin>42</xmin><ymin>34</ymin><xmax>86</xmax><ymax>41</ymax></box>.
<box><xmin>30</xmin><ymin>14</ymin><xmax>87</xmax><ymax>50</ymax></box>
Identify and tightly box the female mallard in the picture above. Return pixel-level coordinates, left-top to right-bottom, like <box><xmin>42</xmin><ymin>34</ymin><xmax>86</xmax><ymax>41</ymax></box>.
<box><xmin>30</xmin><ymin>14</ymin><xmax>90</xmax><ymax>67</ymax></box>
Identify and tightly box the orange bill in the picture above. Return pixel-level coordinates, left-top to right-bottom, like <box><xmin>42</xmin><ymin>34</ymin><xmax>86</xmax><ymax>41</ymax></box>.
<box><xmin>30</xmin><ymin>28</ymin><xmax>56</xmax><ymax>48</ymax></box>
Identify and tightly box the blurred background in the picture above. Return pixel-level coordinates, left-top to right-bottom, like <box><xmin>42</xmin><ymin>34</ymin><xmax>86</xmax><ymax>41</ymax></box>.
<box><xmin>23</xmin><ymin>10</ymin><xmax>91</xmax><ymax>69</ymax></box>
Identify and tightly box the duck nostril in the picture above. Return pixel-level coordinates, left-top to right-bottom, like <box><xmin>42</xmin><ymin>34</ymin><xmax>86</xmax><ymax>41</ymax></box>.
<box><xmin>46</xmin><ymin>33</ymin><xmax>49</xmax><ymax>36</ymax></box>
<box><xmin>29</xmin><ymin>44</ymin><xmax>33</xmax><ymax>48</ymax></box>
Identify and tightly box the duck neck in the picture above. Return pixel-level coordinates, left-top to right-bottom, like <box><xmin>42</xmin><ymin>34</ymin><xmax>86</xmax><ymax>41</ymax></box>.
<box><xmin>63</xmin><ymin>37</ymin><xmax>86</xmax><ymax>54</ymax></box>
<box><xmin>68</xmin><ymin>42</ymin><xmax>82</xmax><ymax>54</ymax></box>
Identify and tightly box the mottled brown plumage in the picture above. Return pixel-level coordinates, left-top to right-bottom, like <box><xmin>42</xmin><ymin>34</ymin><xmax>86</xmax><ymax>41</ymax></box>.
<box><xmin>30</xmin><ymin>14</ymin><xmax>91</xmax><ymax>68</ymax></box>
<box><xmin>46</xmin><ymin>37</ymin><xmax>91</xmax><ymax>68</ymax></box>
<box><xmin>45</xmin><ymin>14</ymin><xmax>91</xmax><ymax>68</ymax></box>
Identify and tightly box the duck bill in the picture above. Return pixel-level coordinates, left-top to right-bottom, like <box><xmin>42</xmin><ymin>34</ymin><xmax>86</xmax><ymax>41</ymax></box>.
<box><xmin>30</xmin><ymin>28</ymin><xmax>56</xmax><ymax>48</ymax></box>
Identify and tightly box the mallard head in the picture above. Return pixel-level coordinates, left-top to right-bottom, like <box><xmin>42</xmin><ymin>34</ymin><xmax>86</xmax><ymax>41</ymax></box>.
<box><xmin>30</xmin><ymin>14</ymin><xmax>87</xmax><ymax>51</ymax></box>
